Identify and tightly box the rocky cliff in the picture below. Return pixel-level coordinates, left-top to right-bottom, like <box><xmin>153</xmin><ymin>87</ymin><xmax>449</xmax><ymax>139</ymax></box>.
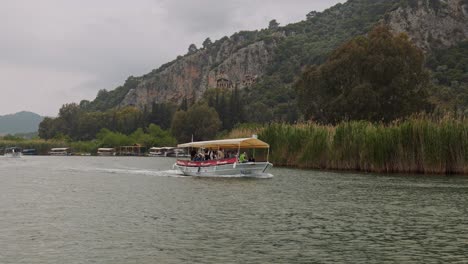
<box><xmin>105</xmin><ymin>0</ymin><xmax>467</xmax><ymax>110</ymax></box>
<box><xmin>120</xmin><ymin>37</ymin><xmax>276</xmax><ymax>109</ymax></box>
<box><xmin>385</xmin><ymin>0</ymin><xmax>468</xmax><ymax>51</ymax></box>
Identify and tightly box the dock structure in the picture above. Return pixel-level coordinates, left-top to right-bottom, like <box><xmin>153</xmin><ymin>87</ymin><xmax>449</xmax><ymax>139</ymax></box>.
<box><xmin>117</xmin><ymin>145</ymin><xmax>145</xmax><ymax>156</ymax></box>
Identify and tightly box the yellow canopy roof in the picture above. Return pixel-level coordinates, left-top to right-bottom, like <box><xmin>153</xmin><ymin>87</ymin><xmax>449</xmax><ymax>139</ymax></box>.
<box><xmin>178</xmin><ymin>138</ymin><xmax>269</xmax><ymax>149</ymax></box>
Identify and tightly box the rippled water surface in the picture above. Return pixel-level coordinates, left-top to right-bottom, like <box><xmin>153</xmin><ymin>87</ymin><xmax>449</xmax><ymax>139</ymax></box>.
<box><xmin>0</xmin><ymin>156</ymin><xmax>467</xmax><ymax>263</ymax></box>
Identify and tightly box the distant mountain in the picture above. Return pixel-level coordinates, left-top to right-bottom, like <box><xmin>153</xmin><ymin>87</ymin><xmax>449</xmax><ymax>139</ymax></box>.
<box><xmin>0</xmin><ymin>111</ymin><xmax>44</xmax><ymax>135</ymax></box>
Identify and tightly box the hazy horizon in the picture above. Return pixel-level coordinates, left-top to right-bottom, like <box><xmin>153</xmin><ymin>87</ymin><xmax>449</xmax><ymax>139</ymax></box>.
<box><xmin>0</xmin><ymin>0</ymin><xmax>343</xmax><ymax>116</ymax></box>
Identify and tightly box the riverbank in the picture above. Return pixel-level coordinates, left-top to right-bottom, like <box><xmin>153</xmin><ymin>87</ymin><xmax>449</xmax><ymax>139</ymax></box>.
<box><xmin>231</xmin><ymin>117</ymin><xmax>468</xmax><ymax>175</ymax></box>
<box><xmin>3</xmin><ymin>116</ymin><xmax>467</xmax><ymax>175</ymax></box>
<box><xmin>0</xmin><ymin>139</ymin><xmax>97</xmax><ymax>155</ymax></box>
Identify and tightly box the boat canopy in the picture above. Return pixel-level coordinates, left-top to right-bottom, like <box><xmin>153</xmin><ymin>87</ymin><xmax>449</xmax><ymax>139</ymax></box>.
<box><xmin>178</xmin><ymin>138</ymin><xmax>269</xmax><ymax>149</ymax></box>
<box><xmin>97</xmin><ymin>148</ymin><xmax>115</xmax><ymax>151</ymax></box>
<box><xmin>51</xmin><ymin>148</ymin><xmax>70</xmax><ymax>151</ymax></box>
<box><xmin>149</xmin><ymin>147</ymin><xmax>162</xmax><ymax>151</ymax></box>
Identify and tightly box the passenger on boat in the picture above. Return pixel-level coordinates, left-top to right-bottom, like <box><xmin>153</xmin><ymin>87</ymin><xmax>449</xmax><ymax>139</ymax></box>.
<box><xmin>239</xmin><ymin>152</ymin><xmax>247</xmax><ymax>163</ymax></box>
<box><xmin>217</xmin><ymin>148</ymin><xmax>224</xmax><ymax>160</ymax></box>
<box><xmin>193</xmin><ymin>152</ymin><xmax>204</xmax><ymax>161</ymax></box>
<box><xmin>204</xmin><ymin>149</ymin><xmax>210</xmax><ymax>160</ymax></box>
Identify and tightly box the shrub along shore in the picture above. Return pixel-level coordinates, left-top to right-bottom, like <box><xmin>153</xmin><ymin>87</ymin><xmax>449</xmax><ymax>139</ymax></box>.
<box><xmin>255</xmin><ymin>117</ymin><xmax>468</xmax><ymax>175</ymax></box>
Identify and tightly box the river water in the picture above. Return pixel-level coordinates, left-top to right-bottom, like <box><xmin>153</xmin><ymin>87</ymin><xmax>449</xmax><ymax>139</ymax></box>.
<box><xmin>0</xmin><ymin>156</ymin><xmax>467</xmax><ymax>263</ymax></box>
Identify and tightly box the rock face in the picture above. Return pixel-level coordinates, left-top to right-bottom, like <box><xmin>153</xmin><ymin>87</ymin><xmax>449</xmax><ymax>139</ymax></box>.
<box><xmin>119</xmin><ymin>0</ymin><xmax>468</xmax><ymax>109</ymax></box>
<box><xmin>120</xmin><ymin>38</ymin><xmax>276</xmax><ymax>108</ymax></box>
<box><xmin>385</xmin><ymin>0</ymin><xmax>468</xmax><ymax>51</ymax></box>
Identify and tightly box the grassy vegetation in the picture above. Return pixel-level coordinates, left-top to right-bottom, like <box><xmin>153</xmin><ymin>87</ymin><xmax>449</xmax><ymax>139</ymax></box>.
<box><xmin>255</xmin><ymin>116</ymin><xmax>468</xmax><ymax>175</ymax></box>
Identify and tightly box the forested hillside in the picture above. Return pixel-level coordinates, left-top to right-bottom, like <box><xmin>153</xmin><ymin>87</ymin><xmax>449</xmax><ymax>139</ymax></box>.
<box><xmin>39</xmin><ymin>0</ymin><xmax>468</xmax><ymax>143</ymax></box>
<box><xmin>81</xmin><ymin>0</ymin><xmax>403</xmax><ymax>120</ymax></box>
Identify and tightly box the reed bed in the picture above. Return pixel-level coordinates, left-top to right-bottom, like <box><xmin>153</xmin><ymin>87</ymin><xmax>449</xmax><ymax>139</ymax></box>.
<box><xmin>226</xmin><ymin>125</ymin><xmax>265</xmax><ymax>138</ymax></box>
<box><xmin>259</xmin><ymin>117</ymin><xmax>468</xmax><ymax>175</ymax></box>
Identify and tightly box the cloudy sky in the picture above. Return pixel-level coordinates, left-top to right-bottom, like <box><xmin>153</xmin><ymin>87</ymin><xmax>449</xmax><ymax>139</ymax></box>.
<box><xmin>0</xmin><ymin>0</ymin><xmax>343</xmax><ymax>116</ymax></box>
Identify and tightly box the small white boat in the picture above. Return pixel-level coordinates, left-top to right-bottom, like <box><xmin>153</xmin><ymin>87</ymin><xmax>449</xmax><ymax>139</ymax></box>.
<box><xmin>49</xmin><ymin>147</ymin><xmax>72</xmax><ymax>156</ymax></box>
<box><xmin>173</xmin><ymin>137</ymin><xmax>273</xmax><ymax>177</ymax></box>
<box><xmin>148</xmin><ymin>147</ymin><xmax>172</xmax><ymax>157</ymax></box>
<box><xmin>166</xmin><ymin>147</ymin><xmax>190</xmax><ymax>158</ymax></box>
<box><xmin>4</xmin><ymin>147</ymin><xmax>22</xmax><ymax>158</ymax></box>
<box><xmin>97</xmin><ymin>148</ymin><xmax>116</xmax><ymax>156</ymax></box>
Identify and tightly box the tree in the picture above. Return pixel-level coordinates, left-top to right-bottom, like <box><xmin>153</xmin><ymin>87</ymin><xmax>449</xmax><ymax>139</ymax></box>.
<box><xmin>268</xmin><ymin>19</ymin><xmax>279</xmax><ymax>30</ymax></box>
<box><xmin>57</xmin><ymin>103</ymin><xmax>82</xmax><ymax>139</ymax></box>
<box><xmin>187</xmin><ymin>44</ymin><xmax>198</xmax><ymax>54</ymax></box>
<box><xmin>202</xmin><ymin>38</ymin><xmax>212</xmax><ymax>49</ymax></box>
<box><xmin>171</xmin><ymin>104</ymin><xmax>221</xmax><ymax>142</ymax></box>
<box><xmin>179</xmin><ymin>97</ymin><xmax>188</xmax><ymax>111</ymax></box>
<box><xmin>306</xmin><ymin>11</ymin><xmax>318</xmax><ymax>20</ymax></box>
<box><xmin>171</xmin><ymin>110</ymin><xmax>190</xmax><ymax>142</ymax></box>
<box><xmin>38</xmin><ymin>117</ymin><xmax>59</xmax><ymax>140</ymax></box>
<box><xmin>149</xmin><ymin>102</ymin><xmax>176</xmax><ymax>129</ymax></box>
<box><xmin>295</xmin><ymin>26</ymin><xmax>431</xmax><ymax>123</ymax></box>
<box><xmin>76</xmin><ymin>112</ymin><xmax>106</xmax><ymax>141</ymax></box>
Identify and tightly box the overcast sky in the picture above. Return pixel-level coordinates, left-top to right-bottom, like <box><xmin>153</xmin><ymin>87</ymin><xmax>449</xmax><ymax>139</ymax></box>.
<box><xmin>0</xmin><ymin>0</ymin><xmax>343</xmax><ymax>116</ymax></box>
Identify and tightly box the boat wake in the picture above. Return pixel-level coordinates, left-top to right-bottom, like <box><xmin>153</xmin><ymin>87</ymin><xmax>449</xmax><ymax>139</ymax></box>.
<box><xmin>67</xmin><ymin>167</ymin><xmax>273</xmax><ymax>179</ymax></box>
<box><xmin>191</xmin><ymin>173</ymin><xmax>274</xmax><ymax>179</ymax></box>
<box><xmin>65</xmin><ymin>167</ymin><xmax>185</xmax><ymax>177</ymax></box>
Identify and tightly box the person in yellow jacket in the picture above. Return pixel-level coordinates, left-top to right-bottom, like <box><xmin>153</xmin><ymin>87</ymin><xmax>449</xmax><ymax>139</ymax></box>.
<box><xmin>239</xmin><ymin>152</ymin><xmax>247</xmax><ymax>163</ymax></box>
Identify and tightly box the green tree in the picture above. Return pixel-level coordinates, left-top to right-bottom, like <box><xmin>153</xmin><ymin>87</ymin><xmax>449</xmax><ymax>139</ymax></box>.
<box><xmin>296</xmin><ymin>26</ymin><xmax>431</xmax><ymax>123</ymax></box>
<box><xmin>76</xmin><ymin>112</ymin><xmax>106</xmax><ymax>141</ymax></box>
<box><xmin>58</xmin><ymin>103</ymin><xmax>82</xmax><ymax>138</ymax></box>
<box><xmin>171</xmin><ymin>104</ymin><xmax>221</xmax><ymax>142</ymax></box>
<box><xmin>147</xmin><ymin>124</ymin><xmax>177</xmax><ymax>146</ymax></box>
<box><xmin>268</xmin><ymin>19</ymin><xmax>280</xmax><ymax>30</ymax></box>
<box><xmin>188</xmin><ymin>44</ymin><xmax>198</xmax><ymax>54</ymax></box>
<box><xmin>38</xmin><ymin>117</ymin><xmax>59</xmax><ymax>140</ymax></box>
<box><xmin>96</xmin><ymin>128</ymin><xmax>132</xmax><ymax>147</ymax></box>
<box><xmin>202</xmin><ymin>37</ymin><xmax>212</xmax><ymax>49</ymax></box>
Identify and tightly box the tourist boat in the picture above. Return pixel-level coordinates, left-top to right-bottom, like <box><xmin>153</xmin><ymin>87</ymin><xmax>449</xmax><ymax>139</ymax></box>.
<box><xmin>148</xmin><ymin>147</ymin><xmax>173</xmax><ymax>157</ymax></box>
<box><xmin>173</xmin><ymin>137</ymin><xmax>273</xmax><ymax>177</ymax></box>
<box><xmin>49</xmin><ymin>147</ymin><xmax>72</xmax><ymax>156</ymax></box>
<box><xmin>166</xmin><ymin>147</ymin><xmax>190</xmax><ymax>158</ymax></box>
<box><xmin>97</xmin><ymin>148</ymin><xmax>116</xmax><ymax>156</ymax></box>
<box><xmin>148</xmin><ymin>147</ymin><xmax>164</xmax><ymax>157</ymax></box>
<box><xmin>4</xmin><ymin>147</ymin><xmax>22</xmax><ymax>158</ymax></box>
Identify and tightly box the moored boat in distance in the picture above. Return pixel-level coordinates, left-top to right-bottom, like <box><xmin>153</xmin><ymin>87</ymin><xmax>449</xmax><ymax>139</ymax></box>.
<box><xmin>148</xmin><ymin>147</ymin><xmax>172</xmax><ymax>157</ymax></box>
<box><xmin>166</xmin><ymin>147</ymin><xmax>190</xmax><ymax>158</ymax></box>
<box><xmin>49</xmin><ymin>147</ymin><xmax>72</xmax><ymax>156</ymax></box>
<box><xmin>4</xmin><ymin>147</ymin><xmax>22</xmax><ymax>158</ymax></box>
<box><xmin>97</xmin><ymin>148</ymin><xmax>116</xmax><ymax>156</ymax></box>
<box><xmin>22</xmin><ymin>149</ymin><xmax>37</xmax><ymax>155</ymax></box>
<box><xmin>173</xmin><ymin>137</ymin><xmax>273</xmax><ymax>177</ymax></box>
<box><xmin>148</xmin><ymin>147</ymin><xmax>164</xmax><ymax>157</ymax></box>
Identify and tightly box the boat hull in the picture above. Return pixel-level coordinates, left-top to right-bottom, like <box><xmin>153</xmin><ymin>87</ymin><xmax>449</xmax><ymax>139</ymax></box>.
<box><xmin>174</xmin><ymin>160</ymin><xmax>272</xmax><ymax>177</ymax></box>
<box><xmin>4</xmin><ymin>153</ymin><xmax>22</xmax><ymax>158</ymax></box>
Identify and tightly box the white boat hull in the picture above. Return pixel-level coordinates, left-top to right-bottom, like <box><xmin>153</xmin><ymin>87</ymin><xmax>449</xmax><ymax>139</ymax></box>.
<box><xmin>175</xmin><ymin>161</ymin><xmax>272</xmax><ymax>177</ymax></box>
<box><xmin>4</xmin><ymin>153</ymin><xmax>22</xmax><ymax>158</ymax></box>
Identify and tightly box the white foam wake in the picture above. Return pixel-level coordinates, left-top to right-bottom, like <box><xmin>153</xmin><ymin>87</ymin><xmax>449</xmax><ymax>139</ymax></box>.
<box><xmin>66</xmin><ymin>167</ymin><xmax>273</xmax><ymax>179</ymax></box>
